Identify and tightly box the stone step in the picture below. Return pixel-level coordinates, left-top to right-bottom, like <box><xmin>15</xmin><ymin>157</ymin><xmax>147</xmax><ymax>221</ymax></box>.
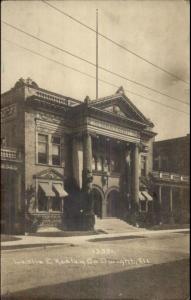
<box><xmin>95</xmin><ymin>217</ymin><xmax>139</xmax><ymax>233</ymax></box>
<box><xmin>37</xmin><ymin>227</ymin><xmax>63</xmax><ymax>233</ymax></box>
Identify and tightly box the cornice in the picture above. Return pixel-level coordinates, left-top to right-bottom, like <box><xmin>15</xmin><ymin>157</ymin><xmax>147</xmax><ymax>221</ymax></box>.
<box><xmin>87</xmin><ymin>106</ymin><xmax>147</xmax><ymax>131</ymax></box>
<box><xmin>89</xmin><ymin>93</ymin><xmax>154</xmax><ymax>127</ymax></box>
<box><xmin>26</xmin><ymin>95</ymin><xmax>70</xmax><ymax>114</ymax></box>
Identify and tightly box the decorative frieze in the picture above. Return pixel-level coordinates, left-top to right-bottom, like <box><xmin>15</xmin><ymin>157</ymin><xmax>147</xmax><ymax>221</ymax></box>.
<box><xmin>35</xmin><ymin>118</ymin><xmax>70</xmax><ymax>135</ymax></box>
<box><xmin>87</xmin><ymin>118</ymin><xmax>140</xmax><ymax>138</ymax></box>
<box><xmin>1</xmin><ymin>104</ymin><xmax>17</xmax><ymax>122</ymax></box>
<box><xmin>36</xmin><ymin>111</ymin><xmax>64</xmax><ymax>124</ymax></box>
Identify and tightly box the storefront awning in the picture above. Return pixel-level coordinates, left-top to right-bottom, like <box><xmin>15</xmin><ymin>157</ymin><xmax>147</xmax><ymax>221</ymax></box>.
<box><xmin>39</xmin><ymin>182</ymin><xmax>55</xmax><ymax>197</ymax></box>
<box><xmin>53</xmin><ymin>183</ymin><xmax>68</xmax><ymax>197</ymax></box>
<box><xmin>139</xmin><ymin>192</ymin><xmax>146</xmax><ymax>201</ymax></box>
<box><xmin>141</xmin><ymin>191</ymin><xmax>153</xmax><ymax>201</ymax></box>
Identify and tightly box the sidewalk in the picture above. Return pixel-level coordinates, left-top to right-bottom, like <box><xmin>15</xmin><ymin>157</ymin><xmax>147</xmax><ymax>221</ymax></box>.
<box><xmin>1</xmin><ymin>228</ymin><xmax>189</xmax><ymax>251</ymax></box>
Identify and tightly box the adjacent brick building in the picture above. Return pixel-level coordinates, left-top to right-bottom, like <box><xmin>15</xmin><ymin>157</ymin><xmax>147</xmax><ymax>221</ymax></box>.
<box><xmin>151</xmin><ymin>135</ymin><xmax>190</xmax><ymax>224</ymax></box>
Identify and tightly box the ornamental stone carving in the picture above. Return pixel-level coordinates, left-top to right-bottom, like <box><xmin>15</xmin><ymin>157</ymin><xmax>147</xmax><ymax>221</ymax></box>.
<box><xmin>1</xmin><ymin>104</ymin><xmax>17</xmax><ymax>121</ymax></box>
<box><xmin>87</xmin><ymin>118</ymin><xmax>140</xmax><ymax>138</ymax></box>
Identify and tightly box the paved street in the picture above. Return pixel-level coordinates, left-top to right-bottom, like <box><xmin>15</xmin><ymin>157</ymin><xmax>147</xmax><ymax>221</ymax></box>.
<box><xmin>1</xmin><ymin>231</ymin><xmax>189</xmax><ymax>300</ymax></box>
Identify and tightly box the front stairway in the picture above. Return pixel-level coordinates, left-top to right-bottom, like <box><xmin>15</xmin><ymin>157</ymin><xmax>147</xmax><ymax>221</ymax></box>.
<box><xmin>95</xmin><ymin>217</ymin><xmax>143</xmax><ymax>234</ymax></box>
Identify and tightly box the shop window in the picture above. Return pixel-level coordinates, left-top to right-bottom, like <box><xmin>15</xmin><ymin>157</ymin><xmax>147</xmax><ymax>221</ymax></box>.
<box><xmin>52</xmin><ymin>136</ymin><xmax>61</xmax><ymax>166</ymax></box>
<box><xmin>38</xmin><ymin>134</ymin><xmax>48</xmax><ymax>164</ymax></box>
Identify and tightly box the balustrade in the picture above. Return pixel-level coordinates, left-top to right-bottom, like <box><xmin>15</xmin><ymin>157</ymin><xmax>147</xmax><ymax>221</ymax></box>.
<box><xmin>1</xmin><ymin>148</ymin><xmax>20</xmax><ymax>161</ymax></box>
<box><xmin>152</xmin><ymin>171</ymin><xmax>189</xmax><ymax>183</ymax></box>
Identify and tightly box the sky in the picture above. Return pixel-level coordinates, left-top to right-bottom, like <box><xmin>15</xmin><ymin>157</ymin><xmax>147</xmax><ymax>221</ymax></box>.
<box><xmin>1</xmin><ymin>0</ymin><xmax>190</xmax><ymax>141</ymax></box>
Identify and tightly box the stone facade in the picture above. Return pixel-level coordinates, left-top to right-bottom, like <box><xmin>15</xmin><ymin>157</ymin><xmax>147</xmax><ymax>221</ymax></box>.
<box><xmin>1</xmin><ymin>78</ymin><xmax>158</xmax><ymax>233</ymax></box>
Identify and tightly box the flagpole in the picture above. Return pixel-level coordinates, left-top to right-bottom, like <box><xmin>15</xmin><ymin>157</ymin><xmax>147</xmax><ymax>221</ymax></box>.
<box><xmin>96</xmin><ymin>9</ymin><xmax>98</xmax><ymax>100</ymax></box>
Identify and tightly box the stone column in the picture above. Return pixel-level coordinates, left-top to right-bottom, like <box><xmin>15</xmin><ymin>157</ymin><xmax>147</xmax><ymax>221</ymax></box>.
<box><xmin>124</xmin><ymin>147</ymin><xmax>131</xmax><ymax>212</ymax></box>
<box><xmin>83</xmin><ymin>132</ymin><xmax>92</xmax><ymax>172</ymax></box>
<box><xmin>82</xmin><ymin>131</ymin><xmax>95</xmax><ymax>230</ymax></box>
<box><xmin>82</xmin><ymin>132</ymin><xmax>93</xmax><ymax>191</ymax></box>
<box><xmin>72</xmin><ymin>136</ymin><xmax>83</xmax><ymax>189</ymax></box>
<box><xmin>131</xmin><ymin>143</ymin><xmax>139</xmax><ymax>210</ymax></box>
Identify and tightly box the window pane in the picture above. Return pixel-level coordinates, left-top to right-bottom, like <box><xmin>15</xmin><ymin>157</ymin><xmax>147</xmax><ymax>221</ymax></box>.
<box><xmin>52</xmin><ymin>136</ymin><xmax>60</xmax><ymax>144</ymax></box>
<box><xmin>52</xmin><ymin>144</ymin><xmax>60</xmax><ymax>165</ymax></box>
<box><xmin>38</xmin><ymin>186</ymin><xmax>48</xmax><ymax>211</ymax></box>
<box><xmin>38</xmin><ymin>153</ymin><xmax>47</xmax><ymax>164</ymax></box>
<box><xmin>52</xmin><ymin>155</ymin><xmax>60</xmax><ymax>165</ymax></box>
<box><xmin>52</xmin><ymin>144</ymin><xmax>59</xmax><ymax>155</ymax></box>
<box><xmin>38</xmin><ymin>134</ymin><xmax>48</xmax><ymax>143</ymax></box>
<box><xmin>38</xmin><ymin>142</ymin><xmax>47</xmax><ymax>154</ymax></box>
<box><xmin>38</xmin><ymin>134</ymin><xmax>48</xmax><ymax>164</ymax></box>
<box><xmin>52</xmin><ymin>196</ymin><xmax>61</xmax><ymax>211</ymax></box>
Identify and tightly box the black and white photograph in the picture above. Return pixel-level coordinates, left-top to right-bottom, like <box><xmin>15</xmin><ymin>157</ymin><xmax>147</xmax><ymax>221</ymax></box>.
<box><xmin>1</xmin><ymin>1</ymin><xmax>190</xmax><ymax>299</ymax></box>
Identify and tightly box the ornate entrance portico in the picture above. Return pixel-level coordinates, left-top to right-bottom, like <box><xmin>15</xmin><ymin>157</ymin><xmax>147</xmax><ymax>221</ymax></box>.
<box><xmin>70</xmin><ymin>88</ymin><xmax>156</xmax><ymax>223</ymax></box>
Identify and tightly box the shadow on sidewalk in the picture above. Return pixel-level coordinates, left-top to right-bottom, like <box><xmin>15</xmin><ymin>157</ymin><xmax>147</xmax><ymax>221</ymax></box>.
<box><xmin>2</xmin><ymin>259</ymin><xmax>189</xmax><ymax>300</ymax></box>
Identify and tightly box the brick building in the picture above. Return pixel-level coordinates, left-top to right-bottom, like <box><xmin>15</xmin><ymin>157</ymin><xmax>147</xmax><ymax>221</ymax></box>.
<box><xmin>151</xmin><ymin>135</ymin><xmax>190</xmax><ymax>224</ymax></box>
<box><xmin>1</xmin><ymin>78</ymin><xmax>157</xmax><ymax>233</ymax></box>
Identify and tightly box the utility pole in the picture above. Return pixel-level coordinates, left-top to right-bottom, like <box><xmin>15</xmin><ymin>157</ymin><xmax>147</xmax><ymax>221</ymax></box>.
<box><xmin>96</xmin><ymin>9</ymin><xmax>98</xmax><ymax>100</ymax></box>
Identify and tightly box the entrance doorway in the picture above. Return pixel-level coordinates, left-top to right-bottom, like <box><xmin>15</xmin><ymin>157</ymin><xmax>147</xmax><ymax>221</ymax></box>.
<box><xmin>91</xmin><ymin>188</ymin><xmax>103</xmax><ymax>218</ymax></box>
<box><xmin>106</xmin><ymin>190</ymin><xmax>120</xmax><ymax>217</ymax></box>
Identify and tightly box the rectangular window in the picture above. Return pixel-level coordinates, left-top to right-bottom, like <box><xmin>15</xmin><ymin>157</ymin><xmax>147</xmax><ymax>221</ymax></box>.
<box><xmin>38</xmin><ymin>134</ymin><xmax>48</xmax><ymax>164</ymax></box>
<box><xmin>52</xmin><ymin>136</ymin><xmax>61</xmax><ymax>166</ymax></box>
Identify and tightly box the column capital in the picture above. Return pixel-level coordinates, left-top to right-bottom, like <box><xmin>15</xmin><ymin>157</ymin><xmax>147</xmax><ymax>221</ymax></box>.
<box><xmin>82</xmin><ymin>131</ymin><xmax>100</xmax><ymax>141</ymax></box>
